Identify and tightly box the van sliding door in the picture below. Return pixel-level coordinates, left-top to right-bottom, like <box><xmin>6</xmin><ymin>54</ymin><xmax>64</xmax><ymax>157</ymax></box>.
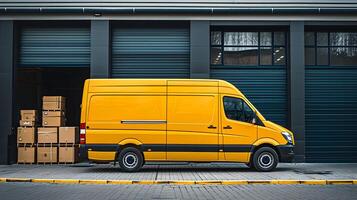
<box><xmin>166</xmin><ymin>80</ymin><xmax>219</xmax><ymax>161</ymax></box>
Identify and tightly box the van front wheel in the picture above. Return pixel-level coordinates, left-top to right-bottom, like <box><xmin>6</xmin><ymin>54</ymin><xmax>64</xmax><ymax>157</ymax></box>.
<box><xmin>252</xmin><ymin>147</ymin><xmax>278</xmax><ymax>172</ymax></box>
<box><xmin>118</xmin><ymin>147</ymin><xmax>143</xmax><ymax>172</ymax></box>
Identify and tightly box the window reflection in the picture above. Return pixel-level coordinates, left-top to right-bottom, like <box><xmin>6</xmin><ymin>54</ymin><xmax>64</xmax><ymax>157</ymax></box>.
<box><xmin>305</xmin><ymin>31</ymin><xmax>357</xmax><ymax>66</ymax></box>
<box><xmin>330</xmin><ymin>32</ymin><xmax>357</xmax><ymax>46</ymax></box>
<box><xmin>224</xmin><ymin>32</ymin><xmax>258</xmax><ymax>46</ymax></box>
<box><xmin>274</xmin><ymin>47</ymin><xmax>285</xmax><ymax>65</ymax></box>
<box><xmin>211</xmin><ymin>31</ymin><xmax>221</xmax><ymax>45</ymax></box>
<box><xmin>211</xmin><ymin>47</ymin><xmax>222</xmax><ymax>65</ymax></box>
<box><xmin>330</xmin><ymin>47</ymin><xmax>357</xmax><ymax>66</ymax></box>
<box><xmin>224</xmin><ymin>47</ymin><xmax>258</xmax><ymax>65</ymax></box>
<box><xmin>211</xmin><ymin>30</ymin><xmax>287</xmax><ymax>66</ymax></box>
<box><xmin>260</xmin><ymin>47</ymin><xmax>272</xmax><ymax>65</ymax></box>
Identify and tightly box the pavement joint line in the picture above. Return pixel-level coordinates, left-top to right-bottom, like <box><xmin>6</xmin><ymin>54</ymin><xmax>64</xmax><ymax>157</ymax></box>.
<box><xmin>1</xmin><ymin>178</ymin><xmax>357</xmax><ymax>185</ymax></box>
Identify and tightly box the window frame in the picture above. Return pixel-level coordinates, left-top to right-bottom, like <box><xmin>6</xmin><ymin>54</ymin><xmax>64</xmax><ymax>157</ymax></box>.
<box><xmin>304</xmin><ymin>31</ymin><xmax>357</xmax><ymax>67</ymax></box>
<box><xmin>210</xmin><ymin>29</ymin><xmax>287</xmax><ymax>67</ymax></box>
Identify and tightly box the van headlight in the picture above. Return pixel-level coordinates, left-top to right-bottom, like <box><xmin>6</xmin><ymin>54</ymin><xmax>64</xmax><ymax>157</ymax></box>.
<box><xmin>281</xmin><ymin>131</ymin><xmax>293</xmax><ymax>144</ymax></box>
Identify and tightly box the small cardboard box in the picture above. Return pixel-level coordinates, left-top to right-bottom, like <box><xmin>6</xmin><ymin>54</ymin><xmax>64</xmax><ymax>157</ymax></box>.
<box><xmin>18</xmin><ymin>147</ymin><xmax>35</xmax><ymax>163</ymax></box>
<box><xmin>37</xmin><ymin>147</ymin><xmax>57</xmax><ymax>163</ymax></box>
<box><xmin>43</xmin><ymin>96</ymin><xmax>66</xmax><ymax>111</ymax></box>
<box><xmin>43</xmin><ymin>96</ymin><xmax>66</xmax><ymax>102</ymax></box>
<box><xmin>20</xmin><ymin>110</ymin><xmax>37</xmax><ymax>121</ymax></box>
<box><xmin>59</xmin><ymin>127</ymin><xmax>79</xmax><ymax>144</ymax></box>
<box><xmin>42</xmin><ymin>111</ymin><xmax>65</xmax><ymax>117</ymax></box>
<box><xmin>59</xmin><ymin>146</ymin><xmax>77</xmax><ymax>163</ymax></box>
<box><xmin>42</xmin><ymin>116</ymin><xmax>65</xmax><ymax>127</ymax></box>
<box><xmin>17</xmin><ymin>127</ymin><xmax>36</xmax><ymax>144</ymax></box>
<box><xmin>37</xmin><ymin>127</ymin><xmax>58</xmax><ymax>143</ymax></box>
<box><xmin>19</xmin><ymin>120</ymin><xmax>36</xmax><ymax>127</ymax></box>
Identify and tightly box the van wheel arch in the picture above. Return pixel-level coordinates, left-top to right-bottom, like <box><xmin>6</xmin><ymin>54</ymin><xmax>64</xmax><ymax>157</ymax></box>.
<box><xmin>251</xmin><ymin>144</ymin><xmax>280</xmax><ymax>163</ymax></box>
<box><xmin>116</xmin><ymin>144</ymin><xmax>145</xmax><ymax>165</ymax></box>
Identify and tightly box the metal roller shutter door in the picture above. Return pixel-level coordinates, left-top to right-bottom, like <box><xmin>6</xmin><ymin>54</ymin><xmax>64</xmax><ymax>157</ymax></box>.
<box><xmin>111</xmin><ymin>27</ymin><xmax>190</xmax><ymax>78</ymax></box>
<box><xmin>18</xmin><ymin>27</ymin><xmax>90</xmax><ymax>67</ymax></box>
<box><xmin>306</xmin><ymin>67</ymin><xmax>357</xmax><ymax>162</ymax></box>
<box><xmin>211</xmin><ymin>67</ymin><xmax>288</xmax><ymax>127</ymax></box>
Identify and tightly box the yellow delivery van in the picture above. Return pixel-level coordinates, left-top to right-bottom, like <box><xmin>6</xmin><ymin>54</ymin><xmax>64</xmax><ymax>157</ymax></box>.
<box><xmin>79</xmin><ymin>79</ymin><xmax>294</xmax><ymax>172</ymax></box>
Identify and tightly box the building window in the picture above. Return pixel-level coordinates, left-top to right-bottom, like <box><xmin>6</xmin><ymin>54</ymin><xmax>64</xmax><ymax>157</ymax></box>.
<box><xmin>211</xmin><ymin>30</ymin><xmax>287</xmax><ymax>66</ymax></box>
<box><xmin>305</xmin><ymin>31</ymin><xmax>357</xmax><ymax>66</ymax></box>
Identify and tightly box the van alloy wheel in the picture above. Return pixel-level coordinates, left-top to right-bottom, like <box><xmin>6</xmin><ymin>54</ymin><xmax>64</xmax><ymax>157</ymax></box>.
<box><xmin>252</xmin><ymin>147</ymin><xmax>278</xmax><ymax>172</ymax></box>
<box><xmin>258</xmin><ymin>152</ymin><xmax>274</xmax><ymax>169</ymax></box>
<box><xmin>123</xmin><ymin>152</ymin><xmax>138</xmax><ymax>169</ymax></box>
<box><xmin>118</xmin><ymin>147</ymin><xmax>144</xmax><ymax>172</ymax></box>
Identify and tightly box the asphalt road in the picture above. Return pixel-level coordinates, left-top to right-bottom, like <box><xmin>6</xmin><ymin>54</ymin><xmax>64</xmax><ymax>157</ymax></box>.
<box><xmin>1</xmin><ymin>182</ymin><xmax>356</xmax><ymax>200</ymax></box>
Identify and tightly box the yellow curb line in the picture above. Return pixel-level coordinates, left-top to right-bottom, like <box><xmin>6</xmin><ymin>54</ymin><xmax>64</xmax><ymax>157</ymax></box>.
<box><xmin>247</xmin><ymin>180</ymin><xmax>272</xmax><ymax>184</ymax></box>
<box><xmin>107</xmin><ymin>180</ymin><xmax>133</xmax><ymax>185</ymax></box>
<box><xmin>326</xmin><ymin>180</ymin><xmax>354</xmax><ymax>185</ymax></box>
<box><xmin>169</xmin><ymin>180</ymin><xmax>196</xmax><ymax>185</ymax></box>
<box><xmin>221</xmin><ymin>180</ymin><xmax>248</xmax><ymax>185</ymax></box>
<box><xmin>300</xmin><ymin>180</ymin><xmax>327</xmax><ymax>185</ymax></box>
<box><xmin>79</xmin><ymin>179</ymin><xmax>108</xmax><ymax>185</ymax></box>
<box><xmin>1</xmin><ymin>178</ymin><xmax>357</xmax><ymax>185</ymax></box>
<box><xmin>195</xmin><ymin>180</ymin><xmax>222</xmax><ymax>185</ymax></box>
<box><xmin>53</xmin><ymin>179</ymin><xmax>80</xmax><ymax>184</ymax></box>
<box><xmin>270</xmin><ymin>180</ymin><xmax>301</xmax><ymax>185</ymax></box>
<box><xmin>31</xmin><ymin>179</ymin><xmax>54</xmax><ymax>183</ymax></box>
<box><xmin>132</xmin><ymin>180</ymin><xmax>155</xmax><ymax>184</ymax></box>
<box><xmin>5</xmin><ymin>178</ymin><xmax>32</xmax><ymax>182</ymax></box>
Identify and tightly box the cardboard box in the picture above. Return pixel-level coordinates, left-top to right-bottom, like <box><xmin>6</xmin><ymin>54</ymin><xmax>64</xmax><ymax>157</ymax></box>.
<box><xmin>59</xmin><ymin>127</ymin><xmax>78</xmax><ymax>144</ymax></box>
<box><xmin>19</xmin><ymin>120</ymin><xmax>36</xmax><ymax>127</ymax></box>
<box><xmin>37</xmin><ymin>147</ymin><xmax>57</xmax><ymax>163</ymax></box>
<box><xmin>42</xmin><ymin>111</ymin><xmax>65</xmax><ymax>117</ymax></box>
<box><xmin>42</xmin><ymin>116</ymin><xmax>65</xmax><ymax>127</ymax></box>
<box><xmin>43</xmin><ymin>96</ymin><xmax>66</xmax><ymax>111</ymax></box>
<box><xmin>20</xmin><ymin>110</ymin><xmax>37</xmax><ymax>121</ymax></box>
<box><xmin>59</xmin><ymin>146</ymin><xmax>77</xmax><ymax>163</ymax></box>
<box><xmin>37</xmin><ymin>127</ymin><xmax>58</xmax><ymax>143</ymax></box>
<box><xmin>43</xmin><ymin>96</ymin><xmax>66</xmax><ymax>102</ymax></box>
<box><xmin>18</xmin><ymin>147</ymin><xmax>35</xmax><ymax>163</ymax></box>
<box><xmin>17</xmin><ymin>127</ymin><xmax>36</xmax><ymax>144</ymax></box>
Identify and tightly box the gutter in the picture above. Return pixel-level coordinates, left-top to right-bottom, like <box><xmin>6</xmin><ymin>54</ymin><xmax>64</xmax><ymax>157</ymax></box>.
<box><xmin>0</xmin><ymin>7</ymin><xmax>357</xmax><ymax>15</ymax></box>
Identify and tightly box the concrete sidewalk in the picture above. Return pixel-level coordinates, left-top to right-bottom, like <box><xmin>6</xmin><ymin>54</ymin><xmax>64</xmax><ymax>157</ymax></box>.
<box><xmin>0</xmin><ymin>163</ymin><xmax>356</xmax><ymax>181</ymax></box>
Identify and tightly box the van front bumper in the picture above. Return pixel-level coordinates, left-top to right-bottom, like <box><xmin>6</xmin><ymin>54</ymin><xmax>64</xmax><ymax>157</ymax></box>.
<box><xmin>277</xmin><ymin>145</ymin><xmax>294</xmax><ymax>163</ymax></box>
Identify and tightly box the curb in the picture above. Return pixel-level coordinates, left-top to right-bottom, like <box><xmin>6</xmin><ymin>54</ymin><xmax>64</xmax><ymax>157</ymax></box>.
<box><xmin>0</xmin><ymin>178</ymin><xmax>357</xmax><ymax>185</ymax></box>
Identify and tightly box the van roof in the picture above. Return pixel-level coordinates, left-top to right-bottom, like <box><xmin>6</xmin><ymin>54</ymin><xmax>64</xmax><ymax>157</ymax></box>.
<box><xmin>87</xmin><ymin>79</ymin><xmax>242</xmax><ymax>95</ymax></box>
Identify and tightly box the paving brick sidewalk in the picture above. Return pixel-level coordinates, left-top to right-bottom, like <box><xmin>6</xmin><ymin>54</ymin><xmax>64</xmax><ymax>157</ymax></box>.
<box><xmin>0</xmin><ymin>163</ymin><xmax>356</xmax><ymax>180</ymax></box>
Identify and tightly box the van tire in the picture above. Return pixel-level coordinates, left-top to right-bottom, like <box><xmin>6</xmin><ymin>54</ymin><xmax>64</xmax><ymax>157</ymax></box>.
<box><xmin>118</xmin><ymin>147</ymin><xmax>144</xmax><ymax>172</ymax></box>
<box><xmin>252</xmin><ymin>147</ymin><xmax>278</xmax><ymax>172</ymax></box>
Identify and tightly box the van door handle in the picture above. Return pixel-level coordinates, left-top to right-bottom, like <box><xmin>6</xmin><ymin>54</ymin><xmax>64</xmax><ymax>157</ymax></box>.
<box><xmin>223</xmin><ymin>125</ymin><xmax>232</xmax><ymax>129</ymax></box>
<box><xmin>208</xmin><ymin>125</ymin><xmax>217</xmax><ymax>129</ymax></box>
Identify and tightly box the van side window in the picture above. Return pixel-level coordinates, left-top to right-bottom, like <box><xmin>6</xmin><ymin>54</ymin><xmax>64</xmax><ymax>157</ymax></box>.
<box><xmin>223</xmin><ymin>96</ymin><xmax>255</xmax><ymax>123</ymax></box>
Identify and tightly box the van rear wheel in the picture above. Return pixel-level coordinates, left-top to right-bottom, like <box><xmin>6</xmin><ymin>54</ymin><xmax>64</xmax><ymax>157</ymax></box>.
<box><xmin>252</xmin><ymin>147</ymin><xmax>278</xmax><ymax>172</ymax></box>
<box><xmin>118</xmin><ymin>147</ymin><xmax>143</xmax><ymax>172</ymax></box>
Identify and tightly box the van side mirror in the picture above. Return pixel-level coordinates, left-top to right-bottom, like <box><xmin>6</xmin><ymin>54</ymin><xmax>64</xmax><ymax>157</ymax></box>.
<box><xmin>251</xmin><ymin>117</ymin><xmax>257</xmax><ymax>124</ymax></box>
<box><xmin>251</xmin><ymin>111</ymin><xmax>258</xmax><ymax>124</ymax></box>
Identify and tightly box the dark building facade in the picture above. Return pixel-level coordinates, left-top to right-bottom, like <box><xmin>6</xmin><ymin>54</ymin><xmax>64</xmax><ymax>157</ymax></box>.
<box><xmin>1</xmin><ymin>0</ymin><xmax>357</xmax><ymax>164</ymax></box>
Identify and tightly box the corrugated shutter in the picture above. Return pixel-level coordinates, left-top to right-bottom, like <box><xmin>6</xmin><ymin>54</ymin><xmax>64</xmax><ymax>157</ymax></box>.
<box><xmin>19</xmin><ymin>27</ymin><xmax>90</xmax><ymax>67</ymax></box>
<box><xmin>211</xmin><ymin>67</ymin><xmax>288</xmax><ymax>127</ymax></box>
<box><xmin>111</xmin><ymin>27</ymin><xmax>190</xmax><ymax>78</ymax></box>
<box><xmin>306</xmin><ymin>67</ymin><xmax>357</xmax><ymax>162</ymax></box>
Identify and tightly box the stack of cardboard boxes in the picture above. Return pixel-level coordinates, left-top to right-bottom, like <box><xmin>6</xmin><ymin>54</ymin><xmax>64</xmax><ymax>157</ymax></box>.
<box><xmin>37</xmin><ymin>96</ymin><xmax>66</xmax><ymax>164</ymax></box>
<box><xmin>17</xmin><ymin>110</ymin><xmax>38</xmax><ymax>163</ymax></box>
<box><xmin>17</xmin><ymin>96</ymin><xmax>79</xmax><ymax>164</ymax></box>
